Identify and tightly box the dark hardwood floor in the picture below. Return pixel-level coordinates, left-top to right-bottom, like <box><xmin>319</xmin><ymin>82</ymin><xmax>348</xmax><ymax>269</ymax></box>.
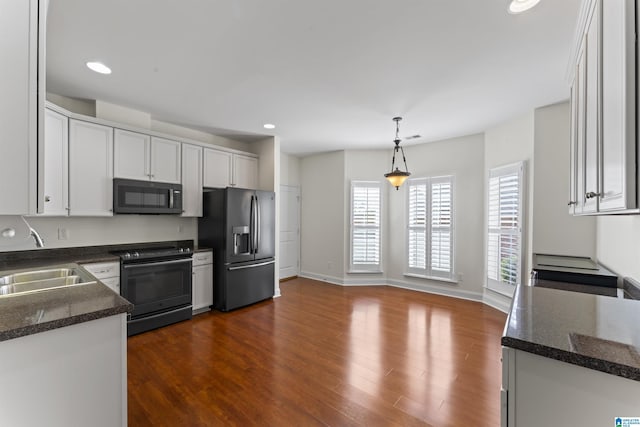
<box><xmin>128</xmin><ymin>278</ymin><xmax>507</xmax><ymax>426</ymax></box>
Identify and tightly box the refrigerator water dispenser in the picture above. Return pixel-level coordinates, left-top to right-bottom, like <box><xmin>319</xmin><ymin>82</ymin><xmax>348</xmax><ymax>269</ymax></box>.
<box><xmin>233</xmin><ymin>226</ymin><xmax>250</xmax><ymax>255</ymax></box>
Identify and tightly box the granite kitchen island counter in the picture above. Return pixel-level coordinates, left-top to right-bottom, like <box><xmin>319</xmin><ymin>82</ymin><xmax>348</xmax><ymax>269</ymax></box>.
<box><xmin>500</xmin><ymin>284</ymin><xmax>640</xmax><ymax>426</ymax></box>
<box><xmin>0</xmin><ymin>263</ymin><xmax>133</xmax><ymax>427</ymax></box>
<box><xmin>0</xmin><ymin>273</ymin><xmax>132</xmax><ymax>342</ymax></box>
<box><xmin>502</xmin><ymin>283</ymin><xmax>640</xmax><ymax>381</ymax></box>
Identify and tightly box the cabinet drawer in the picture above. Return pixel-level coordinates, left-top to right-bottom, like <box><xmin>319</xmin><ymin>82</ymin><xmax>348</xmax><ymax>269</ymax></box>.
<box><xmin>83</xmin><ymin>261</ymin><xmax>120</xmax><ymax>279</ymax></box>
<box><xmin>193</xmin><ymin>251</ymin><xmax>213</xmax><ymax>266</ymax></box>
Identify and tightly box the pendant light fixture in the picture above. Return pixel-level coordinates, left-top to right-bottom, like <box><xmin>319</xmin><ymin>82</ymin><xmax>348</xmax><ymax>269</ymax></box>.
<box><xmin>384</xmin><ymin>117</ymin><xmax>411</xmax><ymax>190</ymax></box>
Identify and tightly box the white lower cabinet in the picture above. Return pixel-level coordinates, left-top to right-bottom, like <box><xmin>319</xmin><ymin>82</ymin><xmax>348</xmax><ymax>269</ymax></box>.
<box><xmin>192</xmin><ymin>251</ymin><xmax>213</xmax><ymax>313</ymax></box>
<box><xmin>501</xmin><ymin>347</ymin><xmax>640</xmax><ymax>426</ymax></box>
<box><xmin>0</xmin><ymin>314</ymin><xmax>128</xmax><ymax>427</ymax></box>
<box><xmin>82</xmin><ymin>261</ymin><xmax>120</xmax><ymax>294</ymax></box>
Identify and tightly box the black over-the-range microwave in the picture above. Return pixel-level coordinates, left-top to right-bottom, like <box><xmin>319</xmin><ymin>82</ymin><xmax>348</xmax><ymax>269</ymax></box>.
<box><xmin>113</xmin><ymin>178</ymin><xmax>183</xmax><ymax>214</ymax></box>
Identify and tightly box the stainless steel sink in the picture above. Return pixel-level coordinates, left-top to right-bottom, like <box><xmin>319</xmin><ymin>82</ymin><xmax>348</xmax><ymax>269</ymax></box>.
<box><xmin>0</xmin><ymin>268</ymin><xmax>77</xmax><ymax>285</ymax></box>
<box><xmin>0</xmin><ymin>265</ymin><xmax>96</xmax><ymax>298</ymax></box>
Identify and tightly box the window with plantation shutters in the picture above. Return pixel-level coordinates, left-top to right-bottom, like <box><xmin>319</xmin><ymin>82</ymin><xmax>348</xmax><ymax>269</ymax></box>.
<box><xmin>487</xmin><ymin>162</ymin><xmax>524</xmax><ymax>296</ymax></box>
<box><xmin>406</xmin><ymin>176</ymin><xmax>454</xmax><ymax>279</ymax></box>
<box><xmin>350</xmin><ymin>181</ymin><xmax>382</xmax><ymax>272</ymax></box>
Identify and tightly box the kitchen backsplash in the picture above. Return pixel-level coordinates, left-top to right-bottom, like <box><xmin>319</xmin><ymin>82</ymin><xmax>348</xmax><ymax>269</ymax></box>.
<box><xmin>0</xmin><ymin>215</ymin><xmax>197</xmax><ymax>252</ymax></box>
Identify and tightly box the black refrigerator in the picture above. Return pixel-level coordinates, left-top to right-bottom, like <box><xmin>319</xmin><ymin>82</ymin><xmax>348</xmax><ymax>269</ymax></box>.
<box><xmin>198</xmin><ymin>188</ymin><xmax>276</xmax><ymax>311</ymax></box>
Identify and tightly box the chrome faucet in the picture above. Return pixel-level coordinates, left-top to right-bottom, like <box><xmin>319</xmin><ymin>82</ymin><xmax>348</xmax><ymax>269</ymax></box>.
<box><xmin>22</xmin><ymin>217</ymin><xmax>44</xmax><ymax>248</ymax></box>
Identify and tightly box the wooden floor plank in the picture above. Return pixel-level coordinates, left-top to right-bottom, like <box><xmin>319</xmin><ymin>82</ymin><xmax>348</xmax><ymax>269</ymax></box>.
<box><xmin>128</xmin><ymin>278</ymin><xmax>506</xmax><ymax>426</ymax></box>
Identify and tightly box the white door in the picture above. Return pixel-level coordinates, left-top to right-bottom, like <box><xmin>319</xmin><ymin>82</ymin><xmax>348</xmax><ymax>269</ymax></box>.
<box><xmin>279</xmin><ymin>185</ymin><xmax>300</xmax><ymax>280</ymax></box>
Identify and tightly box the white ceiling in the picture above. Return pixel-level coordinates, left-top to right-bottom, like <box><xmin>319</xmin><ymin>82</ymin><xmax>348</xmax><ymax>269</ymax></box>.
<box><xmin>46</xmin><ymin>0</ymin><xmax>582</xmax><ymax>155</ymax></box>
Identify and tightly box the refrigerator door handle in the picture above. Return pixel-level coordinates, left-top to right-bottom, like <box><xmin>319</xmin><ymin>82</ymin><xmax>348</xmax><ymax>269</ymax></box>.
<box><xmin>249</xmin><ymin>195</ymin><xmax>255</xmax><ymax>254</ymax></box>
<box><xmin>255</xmin><ymin>195</ymin><xmax>260</xmax><ymax>253</ymax></box>
<box><xmin>227</xmin><ymin>260</ymin><xmax>275</xmax><ymax>271</ymax></box>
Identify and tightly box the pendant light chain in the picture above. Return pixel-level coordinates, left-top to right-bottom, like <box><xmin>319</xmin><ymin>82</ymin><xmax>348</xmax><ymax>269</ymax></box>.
<box><xmin>384</xmin><ymin>116</ymin><xmax>411</xmax><ymax>190</ymax></box>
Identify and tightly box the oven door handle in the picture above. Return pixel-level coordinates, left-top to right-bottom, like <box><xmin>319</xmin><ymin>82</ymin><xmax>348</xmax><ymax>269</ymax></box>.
<box><xmin>227</xmin><ymin>260</ymin><xmax>275</xmax><ymax>271</ymax></box>
<box><xmin>122</xmin><ymin>257</ymin><xmax>193</xmax><ymax>269</ymax></box>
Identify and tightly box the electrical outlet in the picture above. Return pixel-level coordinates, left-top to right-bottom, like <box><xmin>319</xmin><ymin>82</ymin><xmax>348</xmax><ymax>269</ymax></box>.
<box><xmin>457</xmin><ymin>272</ymin><xmax>464</xmax><ymax>282</ymax></box>
<box><xmin>327</xmin><ymin>261</ymin><xmax>333</xmax><ymax>271</ymax></box>
<box><xmin>178</xmin><ymin>225</ymin><xmax>184</xmax><ymax>233</ymax></box>
<box><xmin>58</xmin><ymin>228</ymin><xmax>68</xmax><ymax>240</ymax></box>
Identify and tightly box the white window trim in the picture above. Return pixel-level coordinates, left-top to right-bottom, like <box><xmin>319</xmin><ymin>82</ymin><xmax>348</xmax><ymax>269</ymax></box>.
<box><xmin>405</xmin><ymin>175</ymin><xmax>455</xmax><ymax>281</ymax></box>
<box><xmin>349</xmin><ymin>180</ymin><xmax>383</xmax><ymax>273</ymax></box>
<box><xmin>486</xmin><ymin>161</ymin><xmax>525</xmax><ymax>297</ymax></box>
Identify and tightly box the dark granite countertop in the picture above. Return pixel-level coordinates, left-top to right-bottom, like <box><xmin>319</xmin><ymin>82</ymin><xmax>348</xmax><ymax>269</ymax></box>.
<box><xmin>502</xmin><ymin>284</ymin><xmax>640</xmax><ymax>381</ymax></box>
<box><xmin>0</xmin><ymin>264</ymin><xmax>133</xmax><ymax>342</ymax></box>
<box><xmin>0</xmin><ymin>240</ymin><xmax>193</xmax><ymax>342</ymax></box>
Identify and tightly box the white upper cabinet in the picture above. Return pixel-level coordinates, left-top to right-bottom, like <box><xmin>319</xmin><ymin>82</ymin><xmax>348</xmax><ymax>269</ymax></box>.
<box><xmin>203</xmin><ymin>148</ymin><xmax>232</xmax><ymax>188</ymax></box>
<box><xmin>181</xmin><ymin>143</ymin><xmax>203</xmax><ymax>217</ymax></box>
<box><xmin>114</xmin><ymin>131</ymin><xmax>181</xmax><ymax>184</ymax></box>
<box><xmin>582</xmin><ymin>2</ymin><xmax>599</xmax><ymax>214</ymax></box>
<box><xmin>599</xmin><ymin>0</ymin><xmax>636</xmax><ymax>212</ymax></box>
<box><xmin>0</xmin><ymin>0</ymin><xmax>41</xmax><ymax>215</ymax></box>
<box><xmin>203</xmin><ymin>148</ymin><xmax>258</xmax><ymax>189</ymax></box>
<box><xmin>113</xmin><ymin>129</ymin><xmax>150</xmax><ymax>181</ymax></box>
<box><xmin>150</xmin><ymin>137</ymin><xmax>181</xmax><ymax>184</ymax></box>
<box><xmin>41</xmin><ymin>108</ymin><xmax>69</xmax><ymax>216</ymax></box>
<box><xmin>569</xmin><ymin>0</ymin><xmax>638</xmax><ymax>215</ymax></box>
<box><xmin>233</xmin><ymin>154</ymin><xmax>259</xmax><ymax>190</ymax></box>
<box><xmin>68</xmin><ymin>119</ymin><xmax>114</xmax><ymax>216</ymax></box>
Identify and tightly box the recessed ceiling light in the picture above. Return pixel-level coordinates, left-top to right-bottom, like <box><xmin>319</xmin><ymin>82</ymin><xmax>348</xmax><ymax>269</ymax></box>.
<box><xmin>86</xmin><ymin>61</ymin><xmax>112</xmax><ymax>74</ymax></box>
<box><xmin>508</xmin><ymin>0</ymin><xmax>541</xmax><ymax>14</ymax></box>
<box><xmin>263</xmin><ymin>123</ymin><xmax>276</xmax><ymax>130</ymax></box>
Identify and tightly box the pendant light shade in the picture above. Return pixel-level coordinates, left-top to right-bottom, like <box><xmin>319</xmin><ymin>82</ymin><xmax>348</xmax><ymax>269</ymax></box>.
<box><xmin>384</xmin><ymin>117</ymin><xmax>411</xmax><ymax>190</ymax></box>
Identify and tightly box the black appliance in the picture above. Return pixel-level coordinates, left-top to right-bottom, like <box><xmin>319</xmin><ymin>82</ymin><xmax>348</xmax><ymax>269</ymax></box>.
<box><xmin>113</xmin><ymin>178</ymin><xmax>183</xmax><ymax>214</ymax></box>
<box><xmin>198</xmin><ymin>188</ymin><xmax>276</xmax><ymax>311</ymax></box>
<box><xmin>117</xmin><ymin>246</ymin><xmax>193</xmax><ymax>336</ymax></box>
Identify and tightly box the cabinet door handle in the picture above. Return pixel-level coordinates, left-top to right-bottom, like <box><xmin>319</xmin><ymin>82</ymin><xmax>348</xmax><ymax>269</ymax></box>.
<box><xmin>45</xmin><ymin>196</ymin><xmax>51</xmax><ymax>202</ymax></box>
<box><xmin>567</xmin><ymin>201</ymin><xmax>577</xmax><ymax>206</ymax></box>
<box><xmin>585</xmin><ymin>191</ymin><xmax>601</xmax><ymax>199</ymax></box>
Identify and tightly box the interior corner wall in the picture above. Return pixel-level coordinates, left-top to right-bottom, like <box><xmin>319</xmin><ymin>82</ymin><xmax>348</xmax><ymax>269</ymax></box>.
<box><xmin>484</xmin><ymin>111</ymin><xmax>535</xmax><ymax>306</ymax></box>
<box><xmin>299</xmin><ymin>151</ymin><xmax>346</xmax><ymax>282</ymax></box>
<box><xmin>533</xmin><ymin>102</ymin><xmax>596</xmax><ymax>258</ymax></box>
<box><xmin>597</xmin><ymin>216</ymin><xmax>640</xmax><ymax>280</ymax></box>
<box><xmin>386</xmin><ymin>134</ymin><xmax>485</xmax><ymax>298</ymax></box>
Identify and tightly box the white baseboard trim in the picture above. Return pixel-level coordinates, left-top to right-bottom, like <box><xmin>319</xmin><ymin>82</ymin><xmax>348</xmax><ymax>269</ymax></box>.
<box><xmin>299</xmin><ymin>271</ymin><xmax>512</xmax><ymax>312</ymax></box>
<box><xmin>299</xmin><ymin>271</ymin><xmax>345</xmax><ymax>286</ymax></box>
<box><xmin>482</xmin><ymin>289</ymin><xmax>512</xmax><ymax>313</ymax></box>
<box><xmin>388</xmin><ymin>278</ymin><xmax>483</xmax><ymax>303</ymax></box>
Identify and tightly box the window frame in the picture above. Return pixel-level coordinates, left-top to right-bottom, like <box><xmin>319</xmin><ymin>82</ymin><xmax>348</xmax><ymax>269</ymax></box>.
<box><xmin>405</xmin><ymin>175</ymin><xmax>455</xmax><ymax>281</ymax></box>
<box><xmin>486</xmin><ymin>161</ymin><xmax>525</xmax><ymax>297</ymax></box>
<box><xmin>349</xmin><ymin>180</ymin><xmax>383</xmax><ymax>273</ymax></box>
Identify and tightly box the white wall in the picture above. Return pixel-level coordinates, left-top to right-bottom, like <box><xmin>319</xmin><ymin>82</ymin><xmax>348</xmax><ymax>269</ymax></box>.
<box><xmin>0</xmin><ymin>215</ymin><xmax>197</xmax><ymax>252</ymax></box>
<box><xmin>533</xmin><ymin>102</ymin><xmax>596</xmax><ymax>257</ymax></box>
<box><xmin>484</xmin><ymin>111</ymin><xmax>535</xmax><ymax>309</ymax></box>
<box><xmin>343</xmin><ymin>149</ymin><xmax>389</xmax><ymax>284</ymax></box>
<box><xmin>597</xmin><ymin>216</ymin><xmax>640</xmax><ymax>280</ymax></box>
<box><xmin>386</xmin><ymin>135</ymin><xmax>485</xmax><ymax>299</ymax></box>
<box><xmin>280</xmin><ymin>153</ymin><xmax>301</xmax><ymax>187</ymax></box>
<box><xmin>299</xmin><ymin>151</ymin><xmax>345</xmax><ymax>281</ymax></box>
